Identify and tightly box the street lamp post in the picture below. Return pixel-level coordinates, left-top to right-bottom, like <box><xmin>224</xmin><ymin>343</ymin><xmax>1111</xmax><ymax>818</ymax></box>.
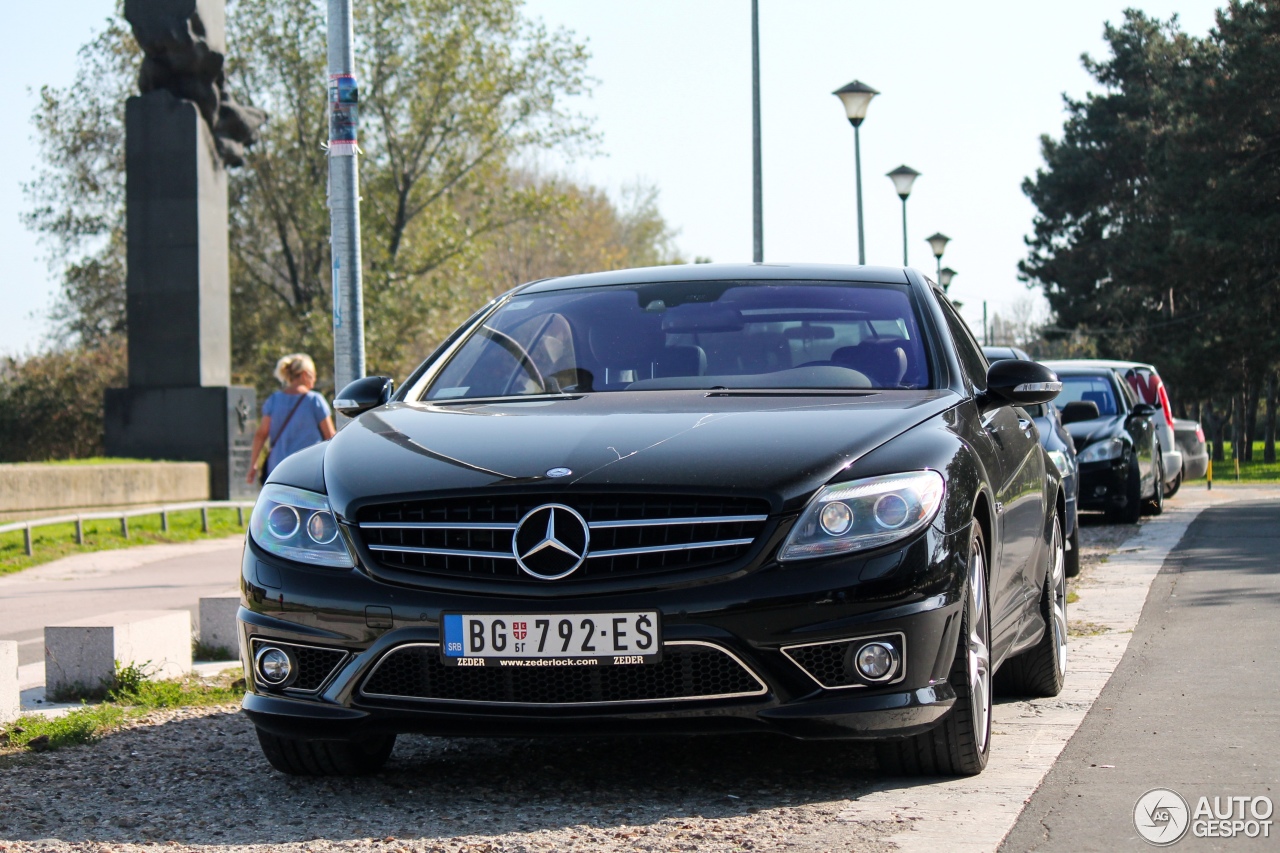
<box><xmin>751</xmin><ymin>0</ymin><xmax>763</xmax><ymax>263</ymax></box>
<box><xmin>887</xmin><ymin>166</ymin><xmax>920</xmax><ymax>266</ymax></box>
<box><xmin>938</xmin><ymin>266</ymin><xmax>957</xmax><ymax>293</ymax></box>
<box><xmin>926</xmin><ymin>232</ymin><xmax>950</xmax><ymax>284</ymax></box>
<box><xmin>833</xmin><ymin>80</ymin><xmax>879</xmax><ymax>264</ymax></box>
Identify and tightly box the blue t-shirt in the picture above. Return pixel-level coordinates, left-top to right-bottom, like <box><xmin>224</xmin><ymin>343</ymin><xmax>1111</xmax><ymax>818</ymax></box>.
<box><xmin>263</xmin><ymin>390</ymin><xmax>331</xmax><ymax>474</ymax></box>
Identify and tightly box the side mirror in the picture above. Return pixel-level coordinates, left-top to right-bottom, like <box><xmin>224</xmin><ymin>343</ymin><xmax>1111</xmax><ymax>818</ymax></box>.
<box><xmin>1131</xmin><ymin>402</ymin><xmax>1157</xmax><ymax>418</ymax></box>
<box><xmin>1061</xmin><ymin>401</ymin><xmax>1101</xmax><ymax>424</ymax></box>
<box><xmin>334</xmin><ymin>376</ymin><xmax>394</xmax><ymax>418</ymax></box>
<box><xmin>981</xmin><ymin>359</ymin><xmax>1062</xmax><ymax>410</ymax></box>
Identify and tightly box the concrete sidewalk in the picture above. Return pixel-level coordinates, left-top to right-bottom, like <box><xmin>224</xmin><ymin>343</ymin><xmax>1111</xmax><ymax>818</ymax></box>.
<box><xmin>1002</xmin><ymin>499</ymin><xmax>1280</xmax><ymax>851</ymax></box>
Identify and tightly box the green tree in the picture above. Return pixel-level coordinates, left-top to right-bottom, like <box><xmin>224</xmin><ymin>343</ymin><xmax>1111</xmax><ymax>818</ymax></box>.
<box><xmin>1020</xmin><ymin>4</ymin><xmax>1280</xmax><ymax>460</ymax></box>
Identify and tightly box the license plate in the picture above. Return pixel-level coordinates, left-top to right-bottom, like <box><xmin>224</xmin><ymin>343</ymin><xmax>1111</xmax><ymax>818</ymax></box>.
<box><xmin>441</xmin><ymin>612</ymin><xmax>661</xmax><ymax>667</ymax></box>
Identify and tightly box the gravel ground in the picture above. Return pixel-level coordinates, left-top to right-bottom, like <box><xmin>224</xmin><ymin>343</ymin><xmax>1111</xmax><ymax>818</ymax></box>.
<box><xmin>0</xmin><ymin>516</ymin><xmax>1138</xmax><ymax>853</ymax></box>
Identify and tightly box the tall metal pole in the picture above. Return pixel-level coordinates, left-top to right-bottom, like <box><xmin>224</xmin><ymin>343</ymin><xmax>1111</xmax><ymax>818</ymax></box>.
<box><xmin>854</xmin><ymin>125</ymin><xmax>866</xmax><ymax>264</ymax></box>
<box><xmin>328</xmin><ymin>0</ymin><xmax>365</xmax><ymax>396</ymax></box>
<box><xmin>936</xmin><ymin>256</ymin><xmax>942</xmax><ymax>282</ymax></box>
<box><xmin>751</xmin><ymin>0</ymin><xmax>763</xmax><ymax>263</ymax></box>
<box><xmin>900</xmin><ymin>197</ymin><xmax>909</xmax><ymax>266</ymax></box>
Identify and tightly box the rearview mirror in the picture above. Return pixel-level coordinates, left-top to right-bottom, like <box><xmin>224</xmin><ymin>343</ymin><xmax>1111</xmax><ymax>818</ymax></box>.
<box><xmin>982</xmin><ymin>360</ymin><xmax>1061</xmax><ymax>410</ymax></box>
<box><xmin>334</xmin><ymin>376</ymin><xmax>394</xmax><ymax>418</ymax></box>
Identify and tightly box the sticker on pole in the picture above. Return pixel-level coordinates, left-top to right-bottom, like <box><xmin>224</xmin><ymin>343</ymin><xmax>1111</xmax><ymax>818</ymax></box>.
<box><xmin>329</xmin><ymin>74</ymin><xmax>359</xmax><ymax>155</ymax></box>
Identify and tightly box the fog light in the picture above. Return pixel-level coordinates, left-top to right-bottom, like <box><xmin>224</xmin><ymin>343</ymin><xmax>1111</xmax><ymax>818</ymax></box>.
<box><xmin>854</xmin><ymin>642</ymin><xmax>897</xmax><ymax>681</ymax></box>
<box><xmin>819</xmin><ymin>501</ymin><xmax>853</xmax><ymax>536</ymax></box>
<box><xmin>255</xmin><ymin>646</ymin><xmax>293</xmax><ymax>685</ymax></box>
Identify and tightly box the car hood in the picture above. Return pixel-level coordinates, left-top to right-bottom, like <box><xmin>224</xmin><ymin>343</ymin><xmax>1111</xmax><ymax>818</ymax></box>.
<box><xmin>1064</xmin><ymin>416</ymin><xmax>1126</xmax><ymax>451</ymax></box>
<box><xmin>321</xmin><ymin>390</ymin><xmax>959</xmax><ymax>518</ymax></box>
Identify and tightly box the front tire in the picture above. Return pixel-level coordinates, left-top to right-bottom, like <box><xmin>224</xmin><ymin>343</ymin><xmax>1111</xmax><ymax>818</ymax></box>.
<box><xmin>255</xmin><ymin>728</ymin><xmax>396</xmax><ymax>776</ymax></box>
<box><xmin>995</xmin><ymin>515</ymin><xmax>1067</xmax><ymax>698</ymax></box>
<box><xmin>1064</xmin><ymin>522</ymin><xmax>1080</xmax><ymax>578</ymax></box>
<box><xmin>1164</xmin><ymin>466</ymin><xmax>1182</xmax><ymax>498</ymax></box>
<box><xmin>1106</xmin><ymin>453</ymin><xmax>1142</xmax><ymax>524</ymax></box>
<box><xmin>878</xmin><ymin>521</ymin><xmax>991</xmax><ymax>776</ymax></box>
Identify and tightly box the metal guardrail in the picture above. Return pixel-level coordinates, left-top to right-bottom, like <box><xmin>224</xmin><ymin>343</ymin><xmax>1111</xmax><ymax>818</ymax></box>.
<box><xmin>0</xmin><ymin>501</ymin><xmax>256</xmax><ymax>557</ymax></box>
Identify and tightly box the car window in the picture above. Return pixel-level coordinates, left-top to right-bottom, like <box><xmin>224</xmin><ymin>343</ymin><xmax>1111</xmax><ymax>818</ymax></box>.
<box><xmin>1056</xmin><ymin>375</ymin><xmax>1118</xmax><ymax>416</ymax></box>
<box><xmin>422</xmin><ymin>281</ymin><xmax>933</xmax><ymax>399</ymax></box>
<box><xmin>938</xmin><ymin>299</ymin><xmax>988</xmax><ymax>391</ymax></box>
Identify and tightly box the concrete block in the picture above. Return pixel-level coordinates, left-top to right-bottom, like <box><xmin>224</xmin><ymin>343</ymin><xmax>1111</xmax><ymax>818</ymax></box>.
<box><xmin>0</xmin><ymin>461</ymin><xmax>210</xmax><ymax>514</ymax></box>
<box><xmin>45</xmin><ymin>610</ymin><xmax>192</xmax><ymax>695</ymax></box>
<box><xmin>198</xmin><ymin>593</ymin><xmax>241</xmax><ymax>658</ymax></box>
<box><xmin>0</xmin><ymin>641</ymin><xmax>18</xmax><ymax>724</ymax></box>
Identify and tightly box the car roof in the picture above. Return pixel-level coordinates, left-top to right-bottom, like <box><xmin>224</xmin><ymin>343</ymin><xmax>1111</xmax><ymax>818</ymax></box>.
<box><xmin>516</xmin><ymin>263</ymin><xmax>913</xmax><ymax>294</ymax></box>
<box><xmin>982</xmin><ymin>346</ymin><xmax>1031</xmax><ymax>361</ymax></box>
<box><xmin>1045</xmin><ymin>364</ymin><xmax>1124</xmax><ymax>377</ymax></box>
<box><xmin>1042</xmin><ymin>358</ymin><xmax>1158</xmax><ymax>373</ymax></box>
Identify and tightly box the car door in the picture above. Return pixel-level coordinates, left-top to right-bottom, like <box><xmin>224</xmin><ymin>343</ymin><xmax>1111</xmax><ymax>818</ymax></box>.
<box><xmin>938</xmin><ymin>303</ymin><xmax>1044</xmax><ymax>653</ymax></box>
<box><xmin>1116</xmin><ymin>372</ymin><xmax>1156</xmax><ymax>493</ymax></box>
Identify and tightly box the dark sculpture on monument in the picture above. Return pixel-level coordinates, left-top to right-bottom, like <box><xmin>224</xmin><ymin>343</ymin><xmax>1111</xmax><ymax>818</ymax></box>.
<box><xmin>104</xmin><ymin>0</ymin><xmax>266</xmax><ymax>499</ymax></box>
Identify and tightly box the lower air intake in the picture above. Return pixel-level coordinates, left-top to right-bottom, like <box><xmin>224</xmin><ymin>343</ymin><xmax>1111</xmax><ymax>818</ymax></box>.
<box><xmin>359</xmin><ymin>641</ymin><xmax>767</xmax><ymax>705</ymax></box>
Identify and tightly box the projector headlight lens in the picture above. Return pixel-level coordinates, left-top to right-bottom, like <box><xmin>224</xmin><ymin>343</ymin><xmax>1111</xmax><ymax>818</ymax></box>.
<box><xmin>780</xmin><ymin>471</ymin><xmax>945</xmax><ymax>561</ymax></box>
<box><xmin>250</xmin><ymin>485</ymin><xmax>354</xmax><ymax>568</ymax></box>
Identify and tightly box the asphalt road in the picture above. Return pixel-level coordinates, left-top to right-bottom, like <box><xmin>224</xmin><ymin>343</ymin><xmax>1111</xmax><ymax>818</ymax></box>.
<box><xmin>0</xmin><ymin>536</ymin><xmax>244</xmax><ymax>667</ymax></box>
<box><xmin>1002</xmin><ymin>499</ymin><xmax>1280</xmax><ymax>851</ymax></box>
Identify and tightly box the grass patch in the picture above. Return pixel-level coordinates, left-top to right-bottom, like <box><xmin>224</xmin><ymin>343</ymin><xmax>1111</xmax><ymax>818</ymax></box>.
<box><xmin>0</xmin><ymin>506</ymin><xmax>246</xmax><ymax>577</ymax></box>
<box><xmin>1069</xmin><ymin>620</ymin><xmax>1110</xmax><ymax>637</ymax></box>
<box><xmin>1</xmin><ymin>663</ymin><xmax>245</xmax><ymax>756</ymax></box>
<box><xmin>193</xmin><ymin>640</ymin><xmax>238</xmax><ymax>661</ymax></box>
<box><xmin>36</xmin><ymin>457</ymin><xmax>153</xmax><ymax>466</ymax></box>
<box><xmin>1214</xmin><ymin>442</ymin><xmax>1280</xmax><ymax>483</ymax></box>
<box><xmin>1066</xmin><ymin>590</ymin><xmax>1080</xmax><ymax>604</ymax></box>
<box><xmin>0</xmin><ymin>705</ymin><xmax>129</xmax><ymax>752</ymax></box>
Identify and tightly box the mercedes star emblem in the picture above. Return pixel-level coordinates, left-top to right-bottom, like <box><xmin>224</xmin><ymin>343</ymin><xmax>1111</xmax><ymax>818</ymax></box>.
<box><xmin>513</xmin><ymin>503</ymin><xmax>590</xmax><ymax>580</ymax></box>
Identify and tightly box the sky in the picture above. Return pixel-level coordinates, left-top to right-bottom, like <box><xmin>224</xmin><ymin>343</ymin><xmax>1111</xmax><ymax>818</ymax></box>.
<box><xmin>0</xmin><ymin>0</ymin><xmax>1224</xmax><ymax>357</ymax></box>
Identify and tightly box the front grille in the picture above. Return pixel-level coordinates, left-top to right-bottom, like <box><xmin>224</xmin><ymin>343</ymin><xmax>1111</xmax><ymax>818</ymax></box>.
<box><xmin>250</xmin><ymin>639</ymin><xmax>348</xmax><ymax>693</ymax></box>
<box><xmin>357</xmin><ymin>494</ymin><xmax>769</xmax><ymax>582</ymax></box>
<box><xmin>358</xmin><ymin>641</ymin><xmax>767</xmax><ymax>705</ymax></box>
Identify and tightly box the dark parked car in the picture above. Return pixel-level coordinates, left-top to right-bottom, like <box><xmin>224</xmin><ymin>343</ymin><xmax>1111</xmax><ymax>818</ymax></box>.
<box><xmin>1173</xmin><ymin>417</ymin><xmax>1209</xmax><ymax>484</ymax></box>
<box><xmin>1048</xmin><ymin>365</ymin><xmax>1163</xmax><ymax>523</ymax></box>
<box><xmin>240</xmin><ymin>264</ymin><xmax>1068</xmax><ymax>779</ymax></box>
<box><xmin>983</xmin><ymin>347</ymin><xmax>1080</xmax><ymax>577</ymax></box>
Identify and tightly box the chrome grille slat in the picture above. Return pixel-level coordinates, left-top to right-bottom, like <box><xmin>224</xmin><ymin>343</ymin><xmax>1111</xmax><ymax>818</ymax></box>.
<box><xmin>357</xmin><ymin>493</ymin><xmax>770</xmax><ymax>583</ymax></box>
<box><xmin>587</xmin><ymin>538</ymin><xmax>756</xmax><ymax>558</ymax></box>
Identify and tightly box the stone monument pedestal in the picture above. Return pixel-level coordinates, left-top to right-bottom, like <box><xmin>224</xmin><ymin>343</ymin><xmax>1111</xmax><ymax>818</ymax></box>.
<box><xmin>105</xmin><ymin>47</ymin><xmax>256</xmax><ymax>499</ymax></box>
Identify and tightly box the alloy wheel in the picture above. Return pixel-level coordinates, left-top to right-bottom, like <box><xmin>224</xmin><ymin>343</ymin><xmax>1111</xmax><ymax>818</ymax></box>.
<box><xmin>967</xmin><ymin>535</ymin><xmax>992</xmax><ymax>754</ymax></box>
<box><xmin>1050</xmin><ymin>517</ymin><xmax>1068</xmax><ymax>675</ymax></box>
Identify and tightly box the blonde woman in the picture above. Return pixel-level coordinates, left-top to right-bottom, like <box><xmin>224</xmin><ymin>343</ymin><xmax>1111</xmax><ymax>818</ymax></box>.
<box><xmin>247</xmin><ymin>354</ymin><xmax>337</xmax><ymax>484</ymax></box>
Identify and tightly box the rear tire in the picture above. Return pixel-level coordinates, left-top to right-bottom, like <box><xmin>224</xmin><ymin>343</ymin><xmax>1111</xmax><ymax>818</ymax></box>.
<box><xmin>995</xmin><ymin>516</ymin><xmax>1067</xmax><ymax>698</ymax></box>
<box><xmin>878</xmin><ymin>522</ymin><xmax>991</xmax><ymax>777</ymax></box>
<box><xmin>1143</xmin><ymin>451</ymin><xmax>1164</xmax><ymax>516</ymax></box>
<box><xmin>255</xmin><ymin>728</ymin><xmax>396</xmax><ymax>776</ymax></box>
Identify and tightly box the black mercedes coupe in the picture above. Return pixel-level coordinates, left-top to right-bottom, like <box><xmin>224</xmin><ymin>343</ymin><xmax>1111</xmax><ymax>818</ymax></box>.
<box><xmin>239</xmin><ymin>264</ymin><xmax>1068</xmax><ymax>778</ymax></box>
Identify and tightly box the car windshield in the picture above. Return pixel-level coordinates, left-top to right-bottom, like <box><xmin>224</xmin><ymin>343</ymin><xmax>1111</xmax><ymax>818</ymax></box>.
<box><xmin>1056</xmin><ymin>375</ymin><xmax>1118</xmax><ymax>416</ymax></box>
<box><xmin>423</xmin><ymin>281</ymin><xmax>931</xmax><ymax>400</ymax></box>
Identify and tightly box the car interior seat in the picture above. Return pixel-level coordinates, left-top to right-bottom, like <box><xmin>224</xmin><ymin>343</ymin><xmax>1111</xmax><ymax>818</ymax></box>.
<box><xmin>832</xmin><ymin>340</ymin><xmax>908</xmax><ymax>387</ymax></box>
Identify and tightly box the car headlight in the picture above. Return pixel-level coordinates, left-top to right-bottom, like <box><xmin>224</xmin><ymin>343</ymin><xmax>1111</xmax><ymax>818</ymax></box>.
<box><xmin>1077</xmin><ymin>438</ymin><xmax>1124</xmax><ymax>464</ymax></box>
<box><xmin>249</xmin><ymin>484</ymin><xmax>354</xmax><ymax>568</ymax></box>
<box><xmin>1046</xmin><ymin>449</ymin><xmax>1072</xmax><ymax>476</ymax></box>
<box><xmin>779</xmin><ymin>471</ymin><xmax>945</xmax><ymax>561</ymax></box>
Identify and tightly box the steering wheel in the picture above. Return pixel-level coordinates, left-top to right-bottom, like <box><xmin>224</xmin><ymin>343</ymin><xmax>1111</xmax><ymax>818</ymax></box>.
<box><xmin>477</xmin><ymin>326</ymin><xmax>552</xmax><ymax>393</ymax></box>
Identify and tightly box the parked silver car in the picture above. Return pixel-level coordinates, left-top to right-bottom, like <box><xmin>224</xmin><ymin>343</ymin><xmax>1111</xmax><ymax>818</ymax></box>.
<box><xmin>1042</xmin><ymin>360</ymin><xmax>1182</xmax><ymax>497</ymax></box>
<box><xmin>1173</xmin><ymin>417</ymin><xmax>1209</xmax><ymax>487</ymax></box>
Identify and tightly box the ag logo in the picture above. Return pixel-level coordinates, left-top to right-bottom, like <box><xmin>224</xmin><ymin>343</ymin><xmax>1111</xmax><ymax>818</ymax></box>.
<box><xmin>1134</xmin><ymin>788</ymin><xmax>1190</xmax><ymax>846</ymax></box>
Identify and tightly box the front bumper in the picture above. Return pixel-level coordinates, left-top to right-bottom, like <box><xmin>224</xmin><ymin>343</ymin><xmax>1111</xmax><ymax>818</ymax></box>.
<box><xmin>238</xmin><ymin>524</ymin><xmax>968</xmax><ymax>742</ymax></box>
<box><xmin>1076</xmin><ymin>458</ymin><xmax>1130</xmax><ymax>512</ymax></box>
